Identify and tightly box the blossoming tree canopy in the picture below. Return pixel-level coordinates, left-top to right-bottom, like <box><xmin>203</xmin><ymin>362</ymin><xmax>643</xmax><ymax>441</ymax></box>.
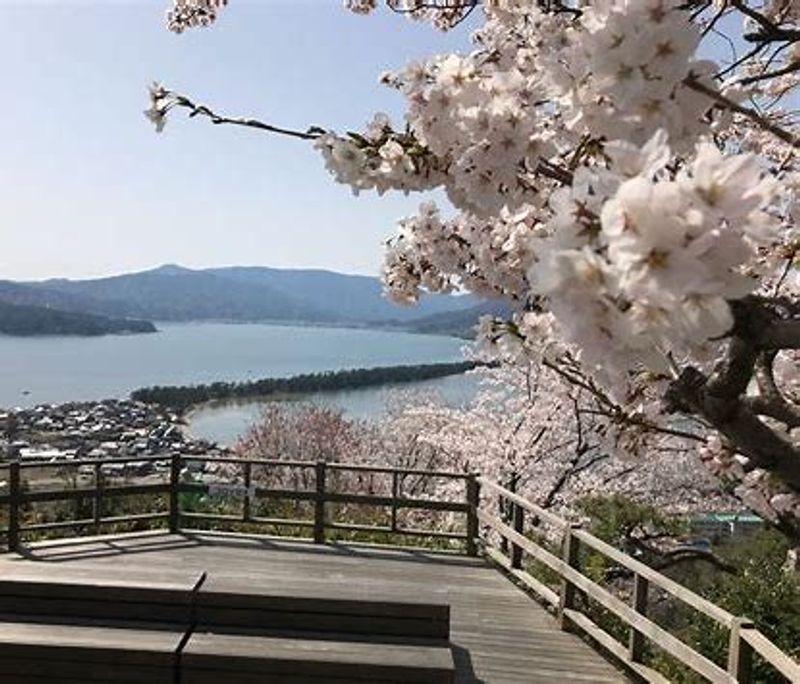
<box><xmin>151</xmin><ymin>1</ymin><xmax>800</xmax><ymax>541</ymax></box>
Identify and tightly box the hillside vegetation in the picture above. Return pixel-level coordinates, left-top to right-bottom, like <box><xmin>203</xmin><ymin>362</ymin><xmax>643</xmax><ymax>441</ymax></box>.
<box><xmin>0</xmin><ymin>301</ymin><xmax>156</xmax><ymax>337</ymax></box>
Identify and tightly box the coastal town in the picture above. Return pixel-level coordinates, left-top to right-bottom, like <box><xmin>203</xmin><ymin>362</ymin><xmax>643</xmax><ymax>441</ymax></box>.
<box><xmin>0</xmin><ymin>399</ymin><xmax>231</xmax><ymax>468</ymax></box>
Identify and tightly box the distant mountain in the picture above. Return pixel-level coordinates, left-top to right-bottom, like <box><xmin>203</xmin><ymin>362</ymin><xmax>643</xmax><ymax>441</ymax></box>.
<box><xmin>205</xmin><ymin>266</ymin><xmax>479</xmax><ymax>323</ymax></box>
<box><xmin>2</xmin><ymin>265</ymin><xmax>479</xmax><ymax>329</ymax></box>
<box><xmin>29</xmin><ymin>265</ymin><xmax>326</xmax><ymax>322</ymax></box>
<box><xmin>0</xmin><ymin>301</ymin><xmax>156</xmax><ymax>337</ymax></box>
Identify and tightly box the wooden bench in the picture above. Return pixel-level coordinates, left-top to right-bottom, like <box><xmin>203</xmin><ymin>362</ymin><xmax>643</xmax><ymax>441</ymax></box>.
<box><xmin>0</xmin><ymin>565</ymin><xmax>204</xmax><ymax>626</ymax></box>
<box><xmin>196</xmin><ymin>576</ymin><xmax>450</xmax><ymax>639</ymax></box>
<box><xmin>0</xmin><ymin>565</ymin><xmax>455</xmax><ymax>683</ymax></box>
<box><xmin>182</xmin><ymin>632</ymin><xmax>455</xmax><ymax>684</ymax></box>
<box><xmin>0</xmin><ymin>620</ymin><xmax>183</xmax><ymax>683</ymax></box>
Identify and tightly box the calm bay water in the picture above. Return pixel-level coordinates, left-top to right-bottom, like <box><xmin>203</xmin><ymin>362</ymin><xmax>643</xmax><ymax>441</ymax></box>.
<box><xmin>0</xmin><ymin>322</ymin><xmax>476</xmax><ymax>443</ymax></box>
<box><xmin>187</xmin><ymin>372</ymin><xmax>478</xmax><ymax>446</ymax></box>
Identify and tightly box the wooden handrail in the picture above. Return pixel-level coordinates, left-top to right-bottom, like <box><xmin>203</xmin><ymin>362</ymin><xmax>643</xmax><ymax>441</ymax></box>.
<box><xmin>572</xmin><ymin>529</ymin><xmax>736</xmax><ymax>628</ymax></box>
<box><xmin>479</xmin><ymin>482</ymin><xmax>800</xmax><ymax>684</ymax></box>
<box><xmin>740</xmin><ymin>628</ymin><xmax>800</xmax><ymax>682</ymax></box>
<box><xmin>1</xmin><ymin>455</ymin><xmax>475</xmax><ymax>555</ymax></box>
<box><xmin>478</xmin><ymin>477</ymin><xmax>569</xmax><ymax>531</ymax></box>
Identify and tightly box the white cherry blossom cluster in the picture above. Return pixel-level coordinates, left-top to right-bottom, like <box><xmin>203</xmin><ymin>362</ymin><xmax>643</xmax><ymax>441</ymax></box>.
<box><xmin>383</xmin><ymin>201</ymin><xmax>538</xmax><ymax>304</ymax></box>
<box><xmin>556</xmin><ymin>1</ymin><xmax>716</xmax><ymax>150</ymax></box>
<box><xmin>166</xmin><ymin>0</ymin><xmax>227</xmax><ymax>33</ymax></box>
<box><xmin>533</xmin><ymin>133</ymin><xmax>777</xmax><ymax>389</ymax></box>
<box><xmin>318</xmin><ymin>3</ymin><xmax>794</xmax><ymax>393</ymax></box>
<box><xmin>397</xmin><ymin>363</ymin><xmax>734</xmax><ymax>521</ymax></box>
<box><xmin>314</xmin><ymin>114</ymin><xmax>446</xmax><ymax>197</ymax></box>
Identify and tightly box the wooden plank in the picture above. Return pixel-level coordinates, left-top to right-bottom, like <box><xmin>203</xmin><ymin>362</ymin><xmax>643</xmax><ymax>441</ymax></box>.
<box><xmin>573</xmin><ymin>530</ymin><xmax>735</xmax><ymax>628</ymax></box>
<box><xmin>17</xmin><ymin>455</ymin><xmax>171</xmax><ymax>470</ymax></box>
<box><xmin>326</xmin><ymin>462</ymin><xmax>469</xmax><ymax>479</ymax></box>
<box><xmin>8</xmin><ymin>461</ymin><xmax>20</xmax><ymax>552</ymax></box>
<box><xmin>564</xmin><ymin>609</ymin><xmax>670</xmax><ymax>684</ymax></box>
<box><xmin>478</xmin><ymin>478</ymin><xmax>568</xmax><ymax>531</ymax></box>
<box><xmin>0</xmin><ymin>621</ymin><xmax>183</xmax><ymax>664</ymax></box>
<box><xmin>484</xmin><ymin>546</ymin><xmax>560</xmax><ymax>607</ymax></box>
<box><xmin>2</xmin><ymin>657</ymin><xmax>174</xmax><ymax>683</ymax></box>
<box><xmin>323</xmin><ymin>492</ymin><xmax>469</xmax><ymax>513</ymax></box>
<box><xmin>169</xmin><ymin>452</ymin><xmax>180</xmax><ymax>533</ymax></box>
<box><xmin>182</xmin><ymin>633</ymin><xmax>454</xmax><ymax>683</ymax></box>
<box><xmin>477</xmin><ymin>510</ymin><xmax>565</xmax><ymax>575</ymax></box>
<box><xmin>182</xmin><ymin>671</ymin><xmax>380</xmax><ymax>684</ymax></box>
<box><xmin>7</xmin><ymin>530</ymin><xmax>630</xmax><ymax>684</ymax></box>
<box><xmin>326</xmin><ymin>522</ymin><xmax>466</xmax><ymax>541</ymax></box>
<box><xmin>558</xmin><ymin>562</ymin><xmax>728</xmax><ymax>683</ymax></box>
<box><xmin>314</xmin><ymin>461</ymin><xmax>326</xmax><ymax>544</ymax></box>
<box><xmin>741</xmin><ymin>627</ymin><xmax>800</xmax><ymax>682</ymax></box>
<box><xmin>198</xmin><ymin>580</ymin><xmax>451</xmax><ymax>621</ymax></box>
<box><xmin>20</xmin><ymin>483</ymin><xmax>168</xmax><ymax>504</ymax></box>
<box><xmin>481</xmin><ymin>512</ymin><xmax>728</xmax><ymax>682</ymax></box>
<box><xmin>466</xmin><ymin>474</ymin><xmax>479</xmax><ymax>557</ymax></box>
<box><xmin>180</xmin><ymin>456</ymin><xmax>315</xmax><ymax>468</ymax></box>
<box><xmin>0</xmin><ymin>567</ymin><xmax>203</xmax><ymax>624</ymax></box>
<box><xmin>21</xmin><ymin>512</ymin><xmax>167</xmax><ymax>533</ymax></box>
<box><xmin>628</xmin><ymin>574</ymin><xmax>649</xmax><ymax>662</ymax></box>
<box><xmin>558</xmin><ymin>526</ymin><xmax>580</xmax><ymax>631</ymax></box>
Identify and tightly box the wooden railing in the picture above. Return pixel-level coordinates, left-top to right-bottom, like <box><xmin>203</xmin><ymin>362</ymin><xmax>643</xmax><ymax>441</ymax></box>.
<box><xmin>1</xmin><ymin>456</ymin><xmax>797</xmax><ymax>682</ymax></box>
<box><xmin>475</xmin><ymin>477</ymin><xmax>800</xmax><ymax>684</ymax></box>
<box><xmin>0</xmin><ymin>454</ymin><xmax>477</xmax><ymax>554</ymax></box>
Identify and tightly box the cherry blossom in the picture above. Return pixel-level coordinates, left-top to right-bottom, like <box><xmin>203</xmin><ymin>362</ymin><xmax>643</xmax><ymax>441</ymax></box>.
<box><xmin>155</xmin><ymin>0</ymin><xmax>800</xmax><ymax>543</ymax></box>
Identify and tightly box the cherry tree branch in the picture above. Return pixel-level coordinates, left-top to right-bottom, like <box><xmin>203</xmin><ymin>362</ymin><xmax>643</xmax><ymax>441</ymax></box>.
<box><xmin>168</xmin><ymin>94</ymin><xmax>326</xmax><ymax>141</ymax></box>
<box><xmin>683</xmin><ymin>75</ymin><xmax>800</xmax><ymax>148</ymax></box>
<box><xmin>665</xmin><ymin>297</ymin><xmax>800</xmax><ymax>489</ymax></box>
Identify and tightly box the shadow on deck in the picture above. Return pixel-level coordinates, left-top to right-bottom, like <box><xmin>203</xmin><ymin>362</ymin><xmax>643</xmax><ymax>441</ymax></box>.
<box><xmin>0</xmin><ymin>531</ymin><xmax>628</xmax><ymax>683</ymax></box>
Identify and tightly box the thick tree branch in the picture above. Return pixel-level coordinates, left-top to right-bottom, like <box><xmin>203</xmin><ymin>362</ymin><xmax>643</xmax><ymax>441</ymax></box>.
<box><xmin>750</xmin><ymin>351</ymin><xmax>800</xmax><ymax>428</ymax></box>
<box><xmin>665</xmin><ymin>297</ymin><xmax>800</xmax><ymax>489</ymax></box>
<box><xmin>758</xmin><ymin>319</ymin><xmax>800</xmax><ymax>349</ymax></box>
<box><xmin>651</xmin><ymin>548</ymin><xmax>738</xmax><ymax>574</ymax></box>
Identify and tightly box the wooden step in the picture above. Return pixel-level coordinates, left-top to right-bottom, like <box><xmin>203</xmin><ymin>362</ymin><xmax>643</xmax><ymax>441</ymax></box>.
<box><xmin>182</xmin><ymin>632</ymin><xmax>455</xmax><ymax>684</ymax></box>
<box><xmin>0</xmin><ymin>565</ymin><xmax>204</xmax><ymax>625</ymax></box>
<box><xmin>0</xmin><ymin>620</ymin><xmax>182</xmax><ymax>683</ymax></box>
<box><xmin>196</xmin><ymin>575</ymin><xmax>450</xmax><ymax>639</ymax></box>
<box><xmin>0</xmin><ymin>565</ymin><xmax>451</xmax><ymax>640</ymax></box>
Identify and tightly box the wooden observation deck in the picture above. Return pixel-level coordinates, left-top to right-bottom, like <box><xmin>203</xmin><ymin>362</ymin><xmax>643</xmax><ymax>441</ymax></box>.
<box><xmin>0</xmin><ymin>455</ymin><xmax>797</xmax><ymax>683</ymax></box>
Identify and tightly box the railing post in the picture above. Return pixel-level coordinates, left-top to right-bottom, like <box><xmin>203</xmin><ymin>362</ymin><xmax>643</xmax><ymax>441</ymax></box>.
<box><xmin>466</xmin><ymin>473</ymin><xmax>480</xmax><ymax>557</ymax></box>
<box><xmin>93</xmin><ymin>462</ymin><xmax>103</xmax><ymax>533</ymax></box>
<box><xmin>511</xmin><ymin>500</ymin><xmax>524</xmax><ymax>569</ymax></box>
<box><xmin>314</xmin><ymin>461</ymin><xmax>326</xmax><ymax>544</ymax></box>
<box><xmin>7</xmin><ymin>460</ymin><xmax>20</xmax><ymax>552</ymax></box>
<box><xmin>390</xmin><ymin>470</ymin><xmax>398</xmax><ymax>533</ymax></box>
<box><xmin>557</xmin><ymin>524</ymin><xmax>581</xmax><ymax>631</ymax></box>
<box><xmin>168</xmin><ymin>453</ymin><xmax>181</xmax><ymax>534</ymax></box>
<box><xmin>727</xmin><ymin>617</ymin><xmax>754</xmax><ymax>683</ymax></box>
<box><xmin>242</xmin><ymin>461</ymin><xmax>252</xmax><ymax>523</ymax></box>
<box><xmin>499</xmin><ymin>472</ymin><xmax>517</xmax><ymax>556</ymax></box>
<box><xmin>628</xmin><ymin>573</ymin><xmax>649</xmax><ymax>663</ymax></box>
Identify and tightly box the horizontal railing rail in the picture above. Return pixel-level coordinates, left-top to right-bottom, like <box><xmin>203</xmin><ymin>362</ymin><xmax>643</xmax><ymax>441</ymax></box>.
<box><xmin>475</xmin><ymin>477</ymin><xmax>800</xmax><ymax>684</ymax></box>
<box><xmin>0</xmin><ymin>454</ymin><xmax>478</xmax><ymax>554</ymax></box>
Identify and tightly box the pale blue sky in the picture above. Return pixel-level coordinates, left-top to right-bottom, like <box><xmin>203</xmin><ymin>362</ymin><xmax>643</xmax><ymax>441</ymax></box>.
<box><xmin>0</xmin><ymin>1</ymin><xmax>475</xmax><ymax>280</ymax></box>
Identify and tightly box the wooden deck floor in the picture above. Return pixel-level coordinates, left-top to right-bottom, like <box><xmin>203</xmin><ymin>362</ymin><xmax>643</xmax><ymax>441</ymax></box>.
<box><xmin>0</xmin><ymin>531</ymin><xmax>628</xmax><ymax>684</ymax></box>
